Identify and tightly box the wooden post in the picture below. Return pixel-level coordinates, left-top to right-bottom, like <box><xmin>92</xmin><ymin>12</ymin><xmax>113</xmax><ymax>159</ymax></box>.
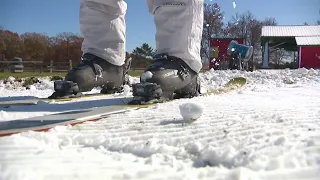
<box><xmin>69</xmin><ymin>60</ymin><xmax>72</xmax><ymax>70</ymax></box>
<box><xmin>50</xmin><ymin>60</ymin><xmax>53</xmax><ymax>73</ymax></box>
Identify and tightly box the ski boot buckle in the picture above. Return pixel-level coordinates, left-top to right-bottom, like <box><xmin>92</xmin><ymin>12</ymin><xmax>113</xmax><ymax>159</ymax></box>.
<box><xmin>128</xmin><ymin>83</ymin><xmax>163</xmax><ymax>104</ymax></box>
<box><xmin>48</xmin><ymin>80</ymin><xmax>82</xmax><ymax>99</ymax></box>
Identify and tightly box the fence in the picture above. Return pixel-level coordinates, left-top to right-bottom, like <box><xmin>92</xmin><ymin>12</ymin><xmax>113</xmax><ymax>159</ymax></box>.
<box><xmin>0</xmin><ymin>60</ymin><xmax>73</xmax><ymax>73</ymax></box>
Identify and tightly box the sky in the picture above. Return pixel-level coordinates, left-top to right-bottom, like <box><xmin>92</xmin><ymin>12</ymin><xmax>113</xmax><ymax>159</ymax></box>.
<box><xmin>0</xmin><ymin>0</ymin><xmax>319</xmax><ymax>52</ymax></box>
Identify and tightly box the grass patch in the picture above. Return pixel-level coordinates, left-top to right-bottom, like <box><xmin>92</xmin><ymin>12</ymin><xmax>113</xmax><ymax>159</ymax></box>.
<box><xmin>0</xmin><ymin>72</ymin><xmax>67</xmax><ymax>80</ymax></box>
<box><xmin>23</xmin><ymin>77</ymin><xmax>41</xmax><ymax>87</ymax></box>
<box><xmin>128</xmin><ymin>70</ymin><xmax>143</xmax><ymax>77</ymax></box>
<box><xmin>0</xmin><ymin>70</ymin><xmax>143</xmax><ymax>80</ymax></box>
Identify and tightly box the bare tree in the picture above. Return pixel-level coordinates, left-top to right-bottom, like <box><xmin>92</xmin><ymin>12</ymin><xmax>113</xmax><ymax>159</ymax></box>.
<box><xmin>226</xmin><ymin>13</ymin><xmax>277</xmax><ymax>44</ymax></box>
<box><xmin>0</xmin><ymin>30</ymin><xmax>22</xmax><ymax>60</ymax></box>
<box><xmin>20</xmin><ymin>32</ymin><xmax>49</xmax><ymax>61</ymax></box>
<box><xmin>262</xmin><ymin>17</ymin><xmax>277</xmax><ymax>26</ymax></box>
<box><xmin>0</xmin><ymin>26</ymin><xmax>5</xmax><ymax>60</ymax></box>
<box><xmin>201</xmin><ymin>3</ymin><xmax>224</xmax><ymax>63</ymax></box>
<box><xmin>56</xmin><ymin>32</ymin><xmax>75</xmax><ymax>61</ymax></box>
<box><xmin>224</xmin><ymin>11</ymin><xmax>258</xmax><ymax>44</ymax></box>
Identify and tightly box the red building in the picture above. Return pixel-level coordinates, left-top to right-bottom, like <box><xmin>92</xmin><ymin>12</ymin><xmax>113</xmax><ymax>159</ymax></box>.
<box><xmin>261</xmin><ymin>25</ymin><xmax>320</xmax><ymax>69</ymax></box>
<box><xmin>296</xmin><ymin>37</ymin><xmax>320</xmax><ymax>68</ymax></box>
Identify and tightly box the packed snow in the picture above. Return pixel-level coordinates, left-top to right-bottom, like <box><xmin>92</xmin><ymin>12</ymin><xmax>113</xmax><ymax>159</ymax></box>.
<box><xmin>179</xmin><ymin>102</ymin><xmax>205</xmax><ymax>122</ymax></box>
<box><xmin>0</xmin><ymin>68</ymin><xmax>320</xmax><ymax>180</ymax></box>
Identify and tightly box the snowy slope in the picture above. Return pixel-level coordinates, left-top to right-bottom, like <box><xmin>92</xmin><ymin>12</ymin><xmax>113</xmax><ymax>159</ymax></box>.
<box><xmin>0</xmin><ymin>69</ymin><xmax>320</xmax><ymax>180</ymax></box>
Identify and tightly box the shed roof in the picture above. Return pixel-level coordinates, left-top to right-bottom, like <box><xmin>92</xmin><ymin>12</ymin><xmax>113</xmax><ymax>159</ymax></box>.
<box><xmin>262</xmin><ymin>25</ymin><xmax>320</xmax><ymax>37</ymax></box>
<box><xmin>295</xmin><ymin>36</ymin><xmax>320</xmax><ymax>46</ymax></box>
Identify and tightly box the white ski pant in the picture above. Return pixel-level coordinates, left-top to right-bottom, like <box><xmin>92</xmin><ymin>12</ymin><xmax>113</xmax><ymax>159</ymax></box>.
<box><xmin>80</xmin><ymin>0</ymin><xmax>203</xmax><ymax>73</ymax></box>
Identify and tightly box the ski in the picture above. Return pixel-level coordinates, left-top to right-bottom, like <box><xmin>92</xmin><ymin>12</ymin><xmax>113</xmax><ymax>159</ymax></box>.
<box><xmin>0</xmin><ymin>105</ymin><xmax>148</xmax><ymax>137</ymax></box>
<box><xmin>0</xmin><ymin>92</ymin><xmax>115</xmax><ymax>108</ymax></box>
<box><xmin>0</xmin><ymin>77</ymin><xmax>246</xmax><ymax>137</ymax></box>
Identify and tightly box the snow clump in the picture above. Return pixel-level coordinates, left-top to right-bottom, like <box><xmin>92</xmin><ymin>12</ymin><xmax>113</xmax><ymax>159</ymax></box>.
<box><xmin>179</xmin><ymin>102</ymin><xmax>205</xmax><ymax>122</ymax></box>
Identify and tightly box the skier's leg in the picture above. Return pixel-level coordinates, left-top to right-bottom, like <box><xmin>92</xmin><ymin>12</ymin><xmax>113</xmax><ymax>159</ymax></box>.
<box><xmin>130</xmin><ymin>0</ymin><xmax>204</xmax><ymax>104</ymax></box>
<box><xmin>50</xmin><ymin>0</ymin><xmax>131</xmax><ymax>98</ymax></box>
<box><xmin>80</xmin><ymin>0</ymin><xmax>127</xmax><ymax>66</ymax></box>
<box><xmin>147</xmin><ymin>0</ymin><xmax>204</xmax><ymax>73</ymax></box>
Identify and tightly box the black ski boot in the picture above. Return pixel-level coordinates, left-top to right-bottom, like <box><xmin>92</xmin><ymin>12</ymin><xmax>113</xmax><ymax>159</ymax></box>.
<box><xmin>49</xmin><ymin>53</ymin><xmax>132</xmax><ymax>99</ymax></box>
<box><xmin>129</xmin><ymin>53</ymin><xmax>201</xmax><ymax>105</ymax></box>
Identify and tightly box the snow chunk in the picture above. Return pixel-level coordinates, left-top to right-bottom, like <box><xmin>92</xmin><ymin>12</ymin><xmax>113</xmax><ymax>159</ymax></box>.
<box><xmin>7</xmin><ymin>76</ymin><xmax>15</xmax><ymax>83</ymax></box>
<box><xmin>185</xmin><ymin>141</ymin><xmax>203</xmax><ymax>154</ymax></box>
<box><xmin>140</xmin><ymin>71</ymin><xmax>153</xmax><ymax>82</ymax></box>
<box><xmin>26</xmin><ymin>85</ymin><xmax>36</xmax><ymax>90</ymax></box>
<box><xmin>297</xmin><ymin>68</ymin><xmax>309</xmax><ymax>75</ymax></box>
<box><xmin>122</xmin><ymin>84</ymin><xmax>131</xmax><ymax>96</ymax></box>
<box><xmin>179</xmin><ymin>102</ymin><xmax>204</xmax><ymax>122</ymax></box>
<box><xmin>308</xmin><ymin>68</ymin><xmax>318</xmax><ymax>75</ymax></box>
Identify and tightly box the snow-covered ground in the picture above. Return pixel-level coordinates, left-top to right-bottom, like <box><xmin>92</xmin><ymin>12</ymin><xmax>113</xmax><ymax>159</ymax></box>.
<box><xmin>0</xmin><ymin>68</ymin><xmax>320</xmax><ymax>180</ymax></box>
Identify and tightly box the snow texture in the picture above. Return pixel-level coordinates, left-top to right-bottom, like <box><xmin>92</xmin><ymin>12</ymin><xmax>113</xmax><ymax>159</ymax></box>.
<box><xmin>0</xmin><ymin>68</ymin><xmax>320</xmax><ymax>180</ymax></box>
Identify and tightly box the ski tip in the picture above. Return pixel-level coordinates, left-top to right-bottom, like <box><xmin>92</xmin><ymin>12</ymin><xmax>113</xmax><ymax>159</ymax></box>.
<box><xmin>226</xmin><ymin>77</ymin><xmax>247</xmax><ymax>86</ymax></box>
